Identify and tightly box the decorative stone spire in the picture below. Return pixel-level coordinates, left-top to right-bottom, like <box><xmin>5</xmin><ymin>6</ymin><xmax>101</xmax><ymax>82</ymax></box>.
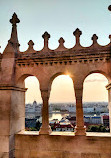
<box><xmin>23</xmin><ymin>40</ymin><xmax>36</xmax><ymax>53</ymax></box>
<box><xmin>9</xmin><ymin>13</ymin><xmax>20</xmax><ymax>51</ymax></box>
<box><xmin>25</xmin><ymin>40</ymin><xmax>35</xmax><ymax>53</ymax></box>
<box><xmin>58</xmin><ymin>37</ymin><xmax>65</xmax><ymax>45</ymax></box>
<box><xmin>55</xmin><ymin>37</ymin><xmax>67</xmax><ymax>51</ymax></box>
<box><xmin>28</xmin><ymin>40</ymin><xmax>34</xmax><ymax>49</ymax></box>
<box><xmin>73</xmin><ymin>28</ymin><xmax>82</xmax><ymax>45</ymax></box>
<box><xmin>10</xmin><ymin>12</ymin><xmax>20</xmax><ymax>25</ymax></box>
<box><xmin>91</xmin><ymin>34</ymin><xmax>98</xmax><ymax>44</ymax></box>
<box><xmin>42</xmin><ymin>31</ymin><xmax>50</xmax><ymax>50</ymax></box>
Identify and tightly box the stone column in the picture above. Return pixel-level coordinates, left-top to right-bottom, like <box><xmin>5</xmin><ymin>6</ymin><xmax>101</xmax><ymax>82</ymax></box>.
<box><xmin>39</xmin><ymin>90</ymin><xmax>52</xmax><ymax>134</ymax></box>
<box><xmin>0</xmin><ymin>85</ymin><xmax>26</xmax><ymax>158</ymax></box>
<box><xmin>106</xmin><ymin>83</ymin><xmax>111</xmax><ymax>131</ymax></box>
<box><xmin>74</xmin><ymin>84</ymin><xmax>86</xmax><ymax>135</ymax></box>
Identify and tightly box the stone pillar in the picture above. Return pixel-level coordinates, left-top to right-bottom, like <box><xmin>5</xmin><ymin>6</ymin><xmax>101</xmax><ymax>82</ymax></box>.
<box><xmin>39</xmin><ymin>90</ymin><xmax>52</xmax><ymax>134</ymax></box>
<box><xmin>74</xmin><ymin>84</ymin><xmax>86</xmax><ymax>135</ymax></box>
<box><xmin>106</xmin><ymin>83</ymin><xmax>111</xmax><ymax>132</ymax></box>
<box><xmin>0</xmin><ymin>85</ymin><xmax>26</xmax><ymax>158</ymax></box>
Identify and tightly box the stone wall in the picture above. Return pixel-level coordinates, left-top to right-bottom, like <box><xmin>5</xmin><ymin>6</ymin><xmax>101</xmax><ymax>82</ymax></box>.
<box><xmin>15</xmin><ymin>132</ymin><xmax>111</xmax><ymax>158</ymax></box>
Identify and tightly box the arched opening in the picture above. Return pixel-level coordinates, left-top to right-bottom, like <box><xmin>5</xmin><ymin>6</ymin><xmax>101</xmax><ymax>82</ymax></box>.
<box><xmin>25</xmin><ymin>76</ymin><xmax>42</xmax><ymax>131</ymax></box>
<box><xmin>49</xmin><ymin>74</ymin><xmax>76</xmax><ymax>132</ymax></box>
<box><xmin>83</xmin><ymin>73</ymin><xmax>109</xmax><ymax>132</ymax></box>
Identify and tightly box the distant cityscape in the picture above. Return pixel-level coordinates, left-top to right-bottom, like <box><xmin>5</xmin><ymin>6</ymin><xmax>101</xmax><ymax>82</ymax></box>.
<box><xmin>25</xmin><ymin>101</ymin><xmax>109</xmax><ymax>132</ymax></box>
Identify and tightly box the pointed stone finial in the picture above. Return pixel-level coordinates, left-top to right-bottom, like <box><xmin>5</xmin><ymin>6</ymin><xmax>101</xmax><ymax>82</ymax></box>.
<box><xmin>73</xmin><ymin>28</ymin><xmax>82</xmax><ymax>37</ymax></box>
<box><xmin>8</xmin><ymin>13</ymin><xmax>20</xmax><ymax>51</ymax></box>
<box><xmin>25</xmin><ymin>40</ymin><xmax>35</xmax><ymax>53</ymax></box>
<box><xmin>10</xmin><ymin>12</ymin><xmax>20</xmax><ymax>25</ymax></box>
<box><xmin>58</xmin><ymin>37</ymin><xmax>65</xmax><ymax>45</ymax></box>
<box><xmin>42</xmin><ymin>31</ymin><xmax>50</xmax><ymax>39</ymax></box>
<box><xmin>108</xmin><ymin>5</ymin><xmax>111</xmax><ymax>11</ymax></box>
<box><xmin>55</xmin><ymin>37</ymin><xmax>67</xmax><ymax>51</ymax></box>
<box><xmin>91</xmin><ymin>34</ymin><xmax>98</xmax><ymax>44</ymax></box>
<box><xmin>42</xmin><ymin>31</ymin><xmax>50</xmax><ymax>50</ymax></box>
<box><xmin>73</xmin><ymin>28</ymin><xmax>82</xmax><ymax>45</ymax></box>
<box><xmin>28</xmin><ymin>40</ymin><xmax>34</xmax><ymax>48</ymax></box>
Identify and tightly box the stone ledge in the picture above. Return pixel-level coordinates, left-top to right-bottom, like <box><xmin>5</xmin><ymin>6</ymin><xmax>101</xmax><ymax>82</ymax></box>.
<box><xmin>0</xmin><ymin>86</ymin><xmax>27</xmax><ymax>92</ymax></box>
<box><xmin>16</xmin><ymin>130</ymin><xmax>111</xmax><ymax>137</ymax></box>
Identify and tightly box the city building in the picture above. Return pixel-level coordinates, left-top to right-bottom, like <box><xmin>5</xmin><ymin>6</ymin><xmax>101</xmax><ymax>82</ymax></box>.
<box><xmin>101</xmin><ymin>113</ymin><xmax>109</xmax><ymax>127</ymax></box>
<box><xmin>25</xmin><ymin>101</ymin><xmax>42</xmax><ymax>118</ymax></box>
<box><xmin>55</xmin><ymin>123</ymin><xmax>74</xmax><ymax>132</ymax></box>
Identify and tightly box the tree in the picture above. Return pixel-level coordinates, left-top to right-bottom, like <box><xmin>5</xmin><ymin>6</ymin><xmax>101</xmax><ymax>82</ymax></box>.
<box><xmin>87</xmin><ymin>125</ymin><xmax>107</xmax><ymax>132</ymax></box>
<box><xmin>36</xmin><ymin>120</ymin><xmax>41</xmax><ymax>131</ymax></box>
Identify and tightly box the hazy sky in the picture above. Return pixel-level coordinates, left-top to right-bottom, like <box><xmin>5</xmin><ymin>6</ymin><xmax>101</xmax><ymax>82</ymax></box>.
<box><xmin>0</xmin><ymin>0</ymin><xmax>110</xmax><ymax>103</ymax></box>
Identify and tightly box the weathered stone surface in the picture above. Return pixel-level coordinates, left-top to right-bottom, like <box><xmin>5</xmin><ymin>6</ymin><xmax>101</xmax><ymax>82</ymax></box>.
<box><xmin>0</xmin><ymin>152</ymin><xmax>9</xmax><ymax>158</ymax></box>
<box><xmin>81</xmin><ymin>153</ymin><xmax>101</xmax><ymax>158</ymax></box>
<box><xmin>0</xmin><ymin>136</ymin><xmax>9</xmax><ymax>152</ymax></box>
<box><xmin>15</xmin><ymin>133</ymin><xmax>111</xmax><ymax>158</ymax></box>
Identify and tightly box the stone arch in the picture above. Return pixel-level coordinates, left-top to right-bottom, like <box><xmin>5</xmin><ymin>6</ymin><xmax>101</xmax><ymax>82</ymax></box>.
<box><xmin>49</xmin><ymin>72</ymin><xmax>74</xmax><ymax>90</ymax></box>
<box><xmin>83</xmin><ymin>71</ymin><xmax>109</xmax><ymax>132</ymax></box>
<box><xmin>17</xmin><ymin>73</ymin><xmax>41</xmax><ymax>88</ymax></box>
<box><xmin>83</xmin><ymin>71</ymin><xmax>109</xmax><ymax>103</ymax></box>
<box><xmin>48</xmin><ymin>72</ymin><xmax>76</xmax><ymax>132</ymax></box>
<box><xmin>73</xmin><ymin>70</ymin><xmax>109</xmax><ymax>136</ymax></box>
<box><xmin>17</xmin><ymin>73</ymin><xmax>42</xmax><ymax>132</ymax></box>
<box><xmin>83</xmin><ymin>70</ymin><xmax>110</xmax><ymax>84</ymax></box>
<box><xmin>82</xmin><ymin>70</ymin><xmax>109</xmax><ymax>105</ymax></box>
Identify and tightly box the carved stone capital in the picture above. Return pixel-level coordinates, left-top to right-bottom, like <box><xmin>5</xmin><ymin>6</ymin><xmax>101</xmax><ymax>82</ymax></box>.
<box><xmin>74</xmin><ymin>86</ymin><xmax>83</xmax><ymax>100</ymax></box>
<box><xmin>40</xmin><ymin>89</ymin><xmax>50</xmax><ymax>100</ymax></box>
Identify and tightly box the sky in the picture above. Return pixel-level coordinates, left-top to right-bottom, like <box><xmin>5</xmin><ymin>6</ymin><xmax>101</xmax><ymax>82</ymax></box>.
<box><xmin>0</xmin><ymin>0</ymin><xmax>111</xmax><ymax>103</ymax></box>
<box><xmin>0</xmin><ymin>0</ymin><xmax>111</xmax><ymax>52</ymax></box>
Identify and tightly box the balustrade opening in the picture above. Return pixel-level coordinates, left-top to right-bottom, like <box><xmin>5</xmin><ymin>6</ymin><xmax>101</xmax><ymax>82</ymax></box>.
<box><xmin>49</xmin><ymin>75</ymin><xmax>76</xmax><ymax>132</ymax></box>
<box><xmin>25</xmin><ymin>76</ymin><xmax>42</xmax><ymax>131</ymax></box>
<box><xmin>83</xmin><ymin>73</ymin><xmax>109</xmax><ymax>132</ymax></box>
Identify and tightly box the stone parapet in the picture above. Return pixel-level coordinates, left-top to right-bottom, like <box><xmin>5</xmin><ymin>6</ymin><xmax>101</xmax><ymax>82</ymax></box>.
<box><xmin>15</xmin><ymin>132</ymin><xmax>111</xmax><ymax>158</ymax></box>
